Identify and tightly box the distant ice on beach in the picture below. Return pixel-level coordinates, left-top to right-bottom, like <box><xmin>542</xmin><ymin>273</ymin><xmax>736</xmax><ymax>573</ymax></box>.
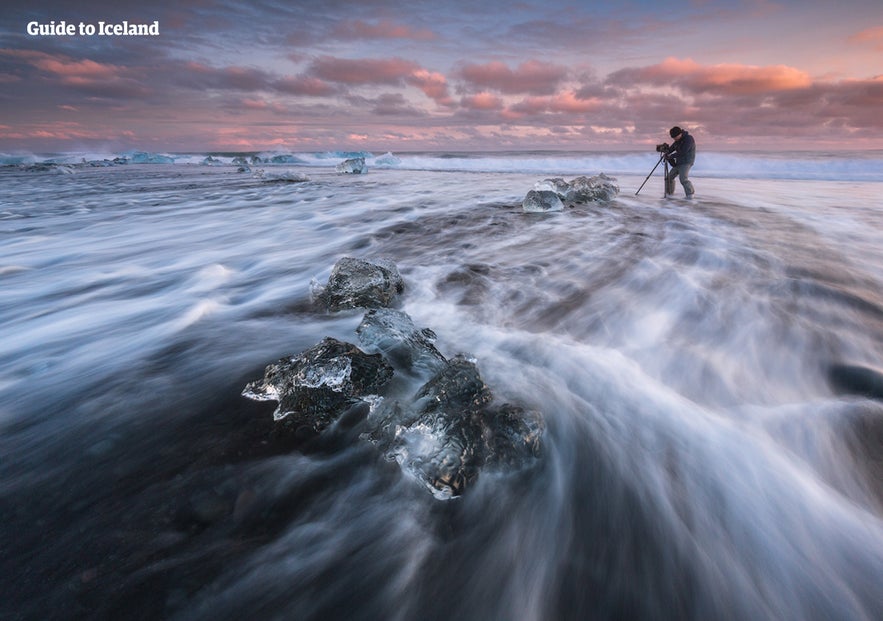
<box><xmin>2</xmin><ymin>148</ymin><xmax>881</xmax><ymax>182</ymax></box>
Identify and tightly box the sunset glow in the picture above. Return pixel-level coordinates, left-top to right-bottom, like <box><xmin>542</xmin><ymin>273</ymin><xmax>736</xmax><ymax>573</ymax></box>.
<box><xmin>2</xmin><ymin>0</ymin><xmax>882</xmax><ymax>152</ymax></box>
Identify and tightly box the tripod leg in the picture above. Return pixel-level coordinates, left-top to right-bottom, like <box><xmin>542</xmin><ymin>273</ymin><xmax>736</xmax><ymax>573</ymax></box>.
<box><xmin>635</xmin><ymin>153</ymin><xmax>666</xmax><ymax>195</ymax></box>
<box><xmin>664</xmin><ymin>162</ymin><xmax>675</xmax><ymax>196</ymax></box>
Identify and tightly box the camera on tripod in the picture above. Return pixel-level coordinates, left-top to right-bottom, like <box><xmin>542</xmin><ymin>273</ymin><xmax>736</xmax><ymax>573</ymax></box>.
<box><xmin>655</xmin><ymin>142</ymin><xmax>671</xmax><ymax>153</ymax></box>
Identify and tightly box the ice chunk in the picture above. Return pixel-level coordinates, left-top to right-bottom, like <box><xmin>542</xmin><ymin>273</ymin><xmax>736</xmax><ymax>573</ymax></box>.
<box><xmin>336</xmin><ymin>157</ymin><xmax>367</xmax><ymax>174</ymax></box>
<box><xmin>524</xmin><ymin>174</ymin><xmax>619</xmax><ymax>210</ymax></box>
<box><xmin>129</xmin><ymin>151</ymin><xmax>175</xmax><ymax>164</ymax></box>
<box><xmin>269</xmin><ymin>154</ymin><xmax>305</xmax><ymax>164</ymax></box>
<box><xmin>392</xmin><ymin>421</ymin><xmax>477</xmax><ymax>500</ymax></box>
<box><xmin>363</xmin><ymin>356</ymin><xmax>490</xmax><ymax>498</ymax></box>
<box><xmin>254</xmin><ymin>169</ymin><xmax>310</xmax><ymax>183</ymax></box>
<box><xmin>522</xmin><ymin>190</ymin><xmax>564</xmax><ymax>212</ymax></box>
<box><xmin>533</xmin><ymin>177</ymin><xmax>570</xmax><ymax>195</ymax></box>
<box><xmin>482</xmin><ymin>404</ymin><xmax>545</xmax><ymax>468</ymax></box>
<box><xmin>565</xmin><ymin>173</ymin><xmax>619</xmax><ymax>202</ymax></box>
<box><xmin>295</xmin><ymin>355</ymin><xmax>352</xmax><ymax>390</ymax></box>
<box><xmin>241</xmin><ymin>337</ymin><xmax>393</xmax><ymax>428</ymax></box>
<box><xmin>315</xmin><ymin>257</ymin><xmax>404</xmax><ymax>311</ymax></box>
<box><xmin>357</xmin><ymin>308</ymin><xmax>447</xmax><ymax>377</ymax></box>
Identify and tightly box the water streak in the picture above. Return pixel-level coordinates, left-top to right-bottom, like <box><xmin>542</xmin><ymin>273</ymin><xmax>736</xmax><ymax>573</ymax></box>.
<box><xmin>1</xmin><ymin>160</ymin><xmax>881</xmax><ymax>620</ymax></box>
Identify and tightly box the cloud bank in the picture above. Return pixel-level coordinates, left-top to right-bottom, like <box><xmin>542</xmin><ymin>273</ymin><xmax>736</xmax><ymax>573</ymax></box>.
<box><xmin>1</xmin><ymin>0</ymin><xmax>881</xmax><ymax>150</ymax></box>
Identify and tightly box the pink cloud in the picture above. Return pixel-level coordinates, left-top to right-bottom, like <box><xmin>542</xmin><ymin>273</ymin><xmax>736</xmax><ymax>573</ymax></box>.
<box><xmin>333</xmin><ymin>19</ymin><xmax>436</xmax><ymax>41</ymax></box>
<box><xmin>34</xmin><ymin>58</ymin><xmax>120</xmax><ymax>80</ymax></box>
<box><xmin>177</xmin><ymin>62</ymin><xmax>338</xmax><ymax>98</ymax></box>
<box><xmin>184</xmin><ymin>62</ymin><xmax>269</xmax><ymax>91</ymax></box>
<box><xmin>849</xmin><ymin>26</ymin><xmax>883</xmax><ymax>50</ymax></box>
<box><xmin>547</xmin><ymin>91</ymin><xmax>603</xmax><ymax>113</ymax></box>
<box><xmin>368</xmin><ymin>93</ymin><xmax>424</xmax><ymax>116</ymax></box>
<box><xmin>305</xmin><ymin>56</ymin><xmax>455</xmax><ymax>106</ymax></box>
<box><xmin>237</xmin><ymin>98</ymin><xmax>288</xmax><ymax>114</ymax></box>
<box><xmin>308</xmin><ymin>56</ymin><xmax>421</xmax><ymax>85</ymax></box>
<box><xmin>458</xmin><ymin>60</ymin><xmax>568</xmax><ymax>95</ymax></box>
<box><xmin>273</xmin><ymin>75</ymin><xmax>337</xmax><ymax>97</ymax></box>
<box><xmin>406</xmin><ymin>69</ymin><xmax>454</xmax><ymax>106</ymax></box>
<box><xmin>508</xmin><ymin>91</ymin><xmax>602</xmax><ymax>117</ymax></box>
<box><xmin>815</xmin><ymin>77</ymin><xmax>883</xmax><ymax>127</ymax></box>
<box><xmin>1</xmin><ymin>50</ymin><xmax>123</xmax><ymax>80</ymax></box>
<box><xmin>461</xmin><ymin>92</ymin><xmax>504</xmax><ymax>111</ymax></box>
<box><xmin>0</xmin><ymin>49</ymin><xmax>151</xmax><ymax>99</ymax></box>
<box><xmin>207</xmin><ymin>127</ymin><xmax>291</xmax><ymax>150</ymax></box>
<box><xmin>0</xmin><ymin>121</ymin><xmax>106</xmax><ymax>141</ymax></box>
<box><xmin>609</xmin><ymin>57</ymin><xmax>812</xmax><ymax>95</ymax></box>
<box><xmin>0</xmin><ymin>49</ymin><xmax>146</xmax><ymax>96</ymax></box>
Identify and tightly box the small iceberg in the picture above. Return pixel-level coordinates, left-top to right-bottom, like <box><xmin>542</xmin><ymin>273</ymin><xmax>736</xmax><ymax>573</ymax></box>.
<box><xmin>254</xmin><ymin>169</ymin><xmax>310</xmax><ymax>183</ymax></box>
<box><xmin>128</xmin><ymin>151</ymin><xmax>175</xmax><ymax>164</ymax></box>
<box><xmin>336</xmin><ymin>157</ymin><xmax>367</xmax><ymax>174</ymax></box>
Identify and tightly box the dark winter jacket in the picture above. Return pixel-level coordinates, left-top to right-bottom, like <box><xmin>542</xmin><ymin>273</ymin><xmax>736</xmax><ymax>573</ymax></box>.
<box><xmin>667</xmin><ymin>131</ymin><xmax>695</xmax><ymax>167</ymax></box>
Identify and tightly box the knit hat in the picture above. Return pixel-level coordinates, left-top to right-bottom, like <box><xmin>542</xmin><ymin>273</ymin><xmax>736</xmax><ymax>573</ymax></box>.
<box><xmin>669</xmin><ymin>126</ymin><xmax>682</xmax><ymax>138</ymax></box>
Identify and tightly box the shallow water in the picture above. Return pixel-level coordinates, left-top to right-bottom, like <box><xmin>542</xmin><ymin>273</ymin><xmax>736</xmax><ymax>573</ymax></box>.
<box><xmin>1</xmin><ymin>159</ymin><xmax>882</xmax><ymax>620</ymax></box>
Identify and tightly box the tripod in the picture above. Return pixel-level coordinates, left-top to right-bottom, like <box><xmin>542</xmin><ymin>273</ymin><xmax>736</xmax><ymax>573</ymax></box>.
<box><xmin>635</xmin><ymin>153</ymin><xmax>672</xmax><ymax>197</ymax></box>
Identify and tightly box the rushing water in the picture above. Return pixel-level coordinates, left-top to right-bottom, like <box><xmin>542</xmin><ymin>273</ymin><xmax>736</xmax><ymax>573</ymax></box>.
<box><xmin>1</xmin><ymin>153</ymin><xmax>882</xmax><ymax>620</ymax></box>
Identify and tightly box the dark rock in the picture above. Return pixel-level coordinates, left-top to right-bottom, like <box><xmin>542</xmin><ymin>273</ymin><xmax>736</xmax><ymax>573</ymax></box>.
<box><xmin>357</xmin><ymin>308</ymin><xmax>447</xmax><ymax>377</ymax></box>
<box><xmin>316</xmin><ymin>257</ymin><xmax>404</xmax><ymax>311</ymax></box>
<box><xmin>242</xmin><ymin>337</ymin><xmax>394</xmax><ymax>430</ymax></box>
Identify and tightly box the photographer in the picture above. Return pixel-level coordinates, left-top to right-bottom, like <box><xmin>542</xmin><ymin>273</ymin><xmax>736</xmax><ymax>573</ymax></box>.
<box><xmin>662</xmin><ymin>126</ymin><xmax>695</xmax><ymax>199</ymax></box>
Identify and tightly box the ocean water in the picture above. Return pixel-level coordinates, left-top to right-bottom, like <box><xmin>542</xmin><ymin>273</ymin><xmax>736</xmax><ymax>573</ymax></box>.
<box><xmin>1</xmin><ymin>151</ymin><xmax>882</xmax><ymax>620</ymax></box>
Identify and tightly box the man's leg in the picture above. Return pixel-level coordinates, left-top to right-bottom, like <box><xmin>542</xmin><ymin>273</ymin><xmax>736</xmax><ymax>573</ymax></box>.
<box><xmin>678</xmin><ymin>164</ymin><xmax>695</xmax><ymax>197</ymax></box>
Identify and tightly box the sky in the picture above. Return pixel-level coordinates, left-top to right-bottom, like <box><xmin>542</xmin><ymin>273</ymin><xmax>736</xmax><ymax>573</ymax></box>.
<box><xmin>1</xmin><ymin>0</ymin><xmax>881</xmax><ymax>152</ymax></box>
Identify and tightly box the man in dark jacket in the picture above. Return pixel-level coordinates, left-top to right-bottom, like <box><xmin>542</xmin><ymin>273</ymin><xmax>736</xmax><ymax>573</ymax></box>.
<box><xmin>664</xmin><ymin>126</ymin><xmax>695</xmax><ymax>198</ymax></box>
